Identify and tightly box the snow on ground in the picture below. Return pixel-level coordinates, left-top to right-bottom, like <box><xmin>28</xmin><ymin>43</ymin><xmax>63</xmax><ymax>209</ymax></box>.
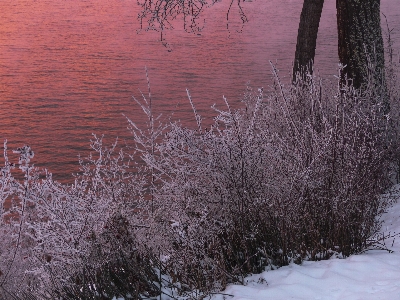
<box><xmin>212</xmin><ymin>185</ymin><xmax>400</xmax><ymax>300</ymax></box>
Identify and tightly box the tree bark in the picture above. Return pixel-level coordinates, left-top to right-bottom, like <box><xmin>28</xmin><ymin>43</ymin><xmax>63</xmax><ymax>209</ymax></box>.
<box><xmin>293</xmin><ymin>0</ymin><xmax>325</xmax><ymax>82</ymax></box>
<box><xmin>336</xmin><ymin>0</ymin><xmax>386</xmax><ymax>93</ymax></box>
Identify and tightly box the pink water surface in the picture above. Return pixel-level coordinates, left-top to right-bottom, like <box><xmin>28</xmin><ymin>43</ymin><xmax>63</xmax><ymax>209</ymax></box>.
<box><xmin>0</xmin><ymin>0</ymin><xmax>398</xmax><ymax>181</ymax></box>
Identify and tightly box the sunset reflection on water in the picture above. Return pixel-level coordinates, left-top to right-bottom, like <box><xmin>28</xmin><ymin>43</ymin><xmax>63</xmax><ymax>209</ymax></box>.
<box><xmin>0</xmin><ymin>0</ymin><xmax>398</xmax><ymax>182</ymax></box>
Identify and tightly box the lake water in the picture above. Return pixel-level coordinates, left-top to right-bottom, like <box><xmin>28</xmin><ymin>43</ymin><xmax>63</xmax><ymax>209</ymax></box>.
<box><xmin>0</xmin><ymin>0</ymin><xmax>399</xmax><ymax>181</ymax></box>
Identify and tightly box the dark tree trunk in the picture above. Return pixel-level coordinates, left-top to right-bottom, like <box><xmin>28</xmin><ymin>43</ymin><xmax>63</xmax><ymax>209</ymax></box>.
<box><xmin>336</xmin><ymin>0</ymin><xmax>387</xmax><ymax>104</ymax></box>
<box><xmin>293</xmin><ymin>0</ymin><xmax>325</xmax><ymax>82</ymax></box>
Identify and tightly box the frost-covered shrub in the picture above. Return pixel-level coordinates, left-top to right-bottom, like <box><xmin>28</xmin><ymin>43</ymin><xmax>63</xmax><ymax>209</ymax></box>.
<box><xmin>0</xmin><ymin>62</ymin><xmax>398</xmax><ymax>299</ymax></box>
<box><xmin>0</xmin><ymin>137</ymin><xmax>153</xmax><ymax>298</ymax></box>
<box><xmin>0</xmin><ymin>144</ymin><xmax>42</xmax><ymax>298</ymax></box>
<box><xmin>36</xmin><ymin>215</ymin><xmax>160</xmax><ymax>299</ymax></box>
<box><xmin>129</xmin><ymin>66</ymin><xmax>398</xmax><ymax>296</ymax></box>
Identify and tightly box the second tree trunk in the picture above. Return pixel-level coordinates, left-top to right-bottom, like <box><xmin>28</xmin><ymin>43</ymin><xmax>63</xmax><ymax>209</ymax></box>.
<box><xmin>293</xmin><ymin>0</ymin><xmax>325</xmax><ymax>82</ymax></box>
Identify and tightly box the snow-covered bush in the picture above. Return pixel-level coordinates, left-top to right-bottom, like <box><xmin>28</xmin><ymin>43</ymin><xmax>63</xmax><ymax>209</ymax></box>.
<box><xmin>0</xmin><ymin>62</ymin><xmax>398</xmax><ymax>299</ymax></box>
<box><xmin>0</xmin><ymin>144</ymin><xmax>42</xmax><ymax>298</ymax></box>
<box><xmin>0</xmin><ymin>137</ymin><xmax>157</xmax><ymax>298</ymax></box>
<box><xmin>128</xmin><ymin>65</ymin><xmax>398</xmax><ymax>296</ymax></box>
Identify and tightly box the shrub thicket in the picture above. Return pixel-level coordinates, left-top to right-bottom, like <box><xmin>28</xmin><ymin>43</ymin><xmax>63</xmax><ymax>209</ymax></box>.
<box><xmin>0</xmin><ymin>61</ymin><xmax>399</xmax><ymax>299</ymax></box>
<box><xmin>128</xmin><ymin>64</ymin><xmax>399</xmax><ymax>296</ymax></box>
